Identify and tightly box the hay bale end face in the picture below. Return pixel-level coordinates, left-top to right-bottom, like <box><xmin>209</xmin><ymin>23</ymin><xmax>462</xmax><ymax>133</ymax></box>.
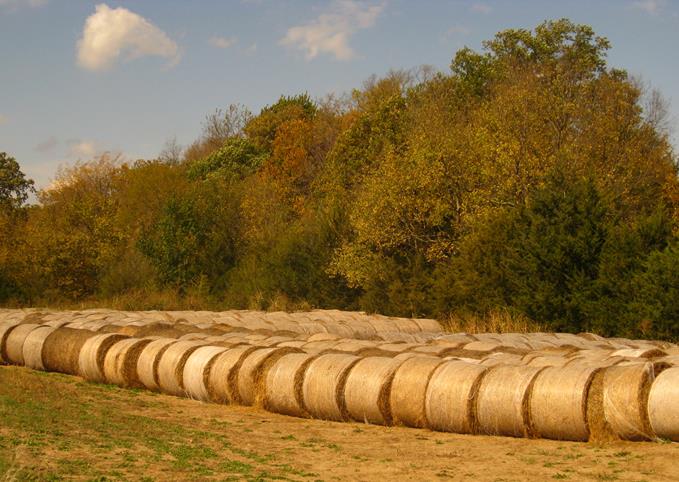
<box><xmin>265</xmin><ymin>353</ymin><xmax>317</xmax><ymax>418</ymax></box>
<box><xmin>206</xmin><ymin>345</ymin><xmax>258</xmax><ymax>404</ymax></box>
<box><xmin>183</xmin><ymin>345</ymin><xmax>228</xmax><ymax>402</ymax></box>
<box><xmin>648</xmin><ymin>367</ymin><xmax>679</xmax><ymax>441</ymax></box>
<box><xmin>476</xmin><ymin>365</ymin><xmax>544</xmax><ymax>438</ymax></box>
<box><xmin>390</xmin><ymin>356</ymin><xmax>444</xmax><ymax>428</ymax></box>
<box><xmin>156</xmin><ymin>340</ymin><xmax>206</xmax><ymax>397</ymax></box>
<box><xmin>3</xmin><ymin>323</ymin><xmax>42</xmax><ymax>365</ymax></box>
<box><xmin>136</xmin><ymin>338</ymin><xmax>178</xmax><ymax>391</ymax></box>
<box><xmin>103</xmin><ymin>338</ymin><xmax>154</xmax><ymax>388</ymax></box>
<box><xmin>235</xmin><ymin>347</ymin><xmax>301</xmax><ymax>406</ymax></box>
<box><xmin>302</xmin><ymin>354</ymin><xmax>361</xmax><ymax>422</ymax></box>
<box><xmin>425</xmin><ymin>360</ymin><xmax>487</xmax><ymax>434</ymax></box>
<box><xmin>78</xmin><ymin>333</ymin><xmax>129</xmax><ymax>383</ymax></box>
<box><xmin>42</xmin><ymin>328</ymin><xmax>98</xmax><ymax>375</ymax></box>
<box><xmin>529</xmin><ymin>366</ymin><xmax>598</xmax><ymax>441</ymax></box>
<box><xmin>343</xmin><ymin>356</ymin><xmax>402</xmax><ymax>425</ymax></box>
<box><xmin>0</xmin><ymin>322</ymin><xmax>22</xmax><ymax>364</ymax></box>
<box><xmin>22</xmin><ymin>325</ymin><xmax>57</xmax><ymax>370</ymax></box>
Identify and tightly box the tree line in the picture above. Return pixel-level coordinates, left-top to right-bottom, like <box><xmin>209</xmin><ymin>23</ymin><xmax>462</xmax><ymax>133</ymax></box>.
<box><xmin>1</xmin><ymin>20</ymin><xmax>678</xmax><ymax>340</ymax></box>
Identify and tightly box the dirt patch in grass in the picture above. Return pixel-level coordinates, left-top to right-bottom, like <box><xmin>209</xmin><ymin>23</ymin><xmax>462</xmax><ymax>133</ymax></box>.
<box><xmin>1</xmin><ymin>365</ymin><xmax>677</xmax><ymax>481</ymax></box>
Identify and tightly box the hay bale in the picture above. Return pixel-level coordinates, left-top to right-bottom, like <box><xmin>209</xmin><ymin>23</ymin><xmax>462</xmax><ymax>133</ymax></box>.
<box><xmin>525</xmin><ymin>355</ymin><xmax>571</xmax><ymax>368</ymax></box>
<box><xmin>103</xmin><ymin>338</ymin><xmax>154</xmax><ymax>387</ymax></box>
<box><xmin>425</xmin><ymin>360</ymin><xmax>487</xmax><ymax>434</ymax></box>
<box><xmin>264</xmin><ymin>353</ymin><xmax>317</xmax><ymax>417</ymax></box>
<box><xmin>235</xmin><ymin>347</ymin><xmax>301</xmax><ymax>406</ymax></box>
<box><xmin>411</xmin><ymin>318</ymin><xmax>442</xmax><ymax>332</ymax></box>
<box><xmin>22</xmin><ymin>326</ymin><xmax>57</xmax><ymax>370</ymax></box>
<box><xmin>206</xmin><ymin>345</ymin><xmax>259</xmax><ymax>403</ymax></box>
<box><xmin>529</xmin><ymin>366</ymin><xmax>598</xmax><ymax>441</ymax></box>
<box><xmin>0</xmin><ymin>321</ymin><xmax>21</xmax><ymax>364</ymax></box>
<box><xmin>42</xmin><ymin>328</ymin><xmax>98</xmax><ymax>375</ymax></box>
<box><xmin>3</xmin><ymin>323</ymin><xmax>41</xmax><ymax>365</ymax></box>
<box><xmin>183</xmin><ymin>345</ymin><xmax>228</xmax><ymax>401</ymax></box>
<box><xmin>302</xmin><ymin>353</ymin><xmax>361</xmax><ymax>421</ymax></box>
<box><xmin>648</xmin><ymin>367</ymin><xmax>679</xmax><ymax>441</ymax></box>
<box><xmin>480</xmin><ymin>352</ymin><xmax>523</xmax><ymax>367</ymax></box>
<box><xmin>390</xmin><ymin>356</ymin><xmax>443</xmax><ymax>428</ymax></box>
<box><xmin>603</xmin><ymin>363</ymin><xmax>667</xmax><ymax>441</ymax></box>
<box><xmin>137</xmin><ymin>338</ymin><xmax>178</xmax><ymax>391</ymax></box>
<box><xmin>78</xmin><ymin>333</ymin><xmax>129</xmax><ymax>382</ymax></box>
<box><xmin>609</xmin><ymin>348</ymin><xmax>666</xmax><ymax>359</ymax></box>
<box><xmin>344</xmin><ymin>356</ymin><xmax>402</xmax><ymax>425</ymax></box>
<box><xmin>476</xmin><ymin>365</ymin><xmax>544</xmax><ymax>437</ymax></box>
<box><xmin>156</xmin><ymin>340</ymin><xmax>206</xmax><ymax>396</ymax></box>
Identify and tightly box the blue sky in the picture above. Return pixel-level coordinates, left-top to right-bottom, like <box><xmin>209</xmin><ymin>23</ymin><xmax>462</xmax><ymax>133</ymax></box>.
<box><xmin>1</xmin><ymin>0</ymin><xmax>678</xmax><ymax>188</ymax></box>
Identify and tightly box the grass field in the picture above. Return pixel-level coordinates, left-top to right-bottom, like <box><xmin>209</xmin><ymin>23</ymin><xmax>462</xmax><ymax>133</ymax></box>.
<box><xmin>1</xmin><ymin>365</ymin><xmax>677</xmax><ymax>481</ymax></box>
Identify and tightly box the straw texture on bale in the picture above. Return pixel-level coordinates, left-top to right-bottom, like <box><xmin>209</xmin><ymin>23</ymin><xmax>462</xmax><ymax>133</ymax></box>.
<box><xmin>137</xmin><ymin>338</ymin><xmax>178</xmax><ymax>391</ymax></box>
<box><xmin>389</xmin><ymin>356</ymin><xmax>444</xmax><ymax>428</ymax></box>
<box><xmin>609</xmin><ymin>348</ymin><xmax>666</xmax><ymax>359</ymax></box>
<box><xmin>235</xmin><ymin>347</ymin><xmax>301</xmax><ymax>406</ymax></box>
<box><xmin>425</xmin><ymin>360</ymin><xmax>487</xmax><ymax>434</ymax></box>
<box><xmin>182</xmin><ymin>345</ymin><xmax>228</xmax><ymax>401</ymax></box>
<box><xmin>476</xmin><ymin>365</ymin><xmax>544</xmax><ymax>437</ymax></box>
<box><xmin>264</xmin><ymin>353</ymin><xmax>317</xmax><ymax>417</ymax></box>
<box><xmin>343</xmin><ymin>356</ymin><xmax>401</xmax><ymax>425</ymax></box>
<box><xmin>0</xmin><ymin>321</ymin><xmax>20</xmax><ymax>364</ymax></box>
<box><xmin>78</xmin><ymin>333</ymin><xmax>129</xmax><ymax>382</ymax></box>
<box><xmin>648</xmin><ymin>367</ymin><xmax>679</xmax><ymax>441</ymax></box>
<box><xmin>3</xmin><ymin>323</ymin><xmax>41</xmax><ymax>365</ymax></box>
<box><xmin>156</xmin><ymin>340</ymin><xmax>206</xmax><ymax>396</ymax></box>
<box><xmin>529</xmin><ymin>366</ymin><xmax>598</xmax><ymax>441</ymax></box>
<box><xmin>22</xmin><ymin>325</ymin><xmax>57</xmax><ymax>370</ymax></box>
<box><xmin>42</xmin><ymin>328</ymin><xmax>98</xmax><ymax>375</ymax></box>
<box><xmin>206</xmin><ymin>345</ymin><xmax>258</xmax><ymax>403</ymax></box>
<box><xmin>103</xmin><ymin>338</ymin><xmax>154</xmax><ymax>387</ymax></box>
<box><xmin>302</xmin><ymin>354</ymin><xmax>361</xmax><ymax>421</ymax></box>
<box><xmin>603</xmin><ymin>363</ymin><xmax>666</xmax><ymax>441</ymax></box>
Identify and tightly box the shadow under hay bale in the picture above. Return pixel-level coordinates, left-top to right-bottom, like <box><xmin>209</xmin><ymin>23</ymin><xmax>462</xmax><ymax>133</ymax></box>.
<box><xmin>302</xmin><ymin>353</ymin><xmax>361</xmax><ymax>422</ymax></box>
<box><xmin>104</xmin><ymin>337</ymin><xmax>155</xmax><ymax>388</ymax></box>
<box><xmin>264</xmin><ymin>353</ymin><xmax>317</xmax><ymax>418</ymax></box>
<box><xmin>391</xmin><ymin>356</ymin><xmax>445</xmax><ymax>428</ymax></box>
<box><xmin>648</xmin><ymin>367</ymin><xmax>679</xmax><ymax>441</ymax></box>
<box><xmin>137</xmin><ymin>338</ymin><xmax>179</xmax><ymax>391</ymax></box>
<box><xmin>79</xmin><ymin>333</ymin><xmax>129</xmax><ymax>383</ymax></box>
<box><xmin>344</xmin><ymin>356</ymin><xmax>402</xmax><ymax>425</ymax></box>
<box><xmin>42</xmin><ymin>328</ymin><xmax>98</xmax><ymax>375</ymax></box>
<box><xmin>156</xmin><ymin>340</ymin><xmax>207</xmax><ymax>396</ymax></box>
<box><xmin>206</xmin><ymin>345</ymin><xmax>259</xmax><ymax>404</ymax></box>
<box><xmin>476</xmin><ymin>365</ymin><xmax>544</xmax><ymax>438</ymax></box>
<box><xmin>425</xmin><ymin>360</ymin><xmax>487</xmax><ymax>434</ymax></box>
<box><xmin>3</xmin><ymin>323</ymin><xmax>41</xmax><ymax>365</ymax></box>
<box><xmin>529</xmin><ymin>366</ymin><xmax>599</xmax><ymax>441</ymax></box>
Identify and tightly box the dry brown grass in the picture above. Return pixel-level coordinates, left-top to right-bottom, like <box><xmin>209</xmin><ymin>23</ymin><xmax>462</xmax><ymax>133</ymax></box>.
<box><xmin>441</xmin><ymin>309</ymin><xmax>544</xmax><ymax>334</ymax></box>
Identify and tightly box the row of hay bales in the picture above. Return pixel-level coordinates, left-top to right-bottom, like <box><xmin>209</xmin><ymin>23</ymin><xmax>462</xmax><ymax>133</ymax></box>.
<box><xmin>2</xmin><ymin>321</ymin><xmax>679</xmax><ymax>443</ymax></box>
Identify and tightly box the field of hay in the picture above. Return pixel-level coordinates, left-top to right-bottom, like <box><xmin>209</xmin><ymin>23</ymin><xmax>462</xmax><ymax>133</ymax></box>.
<box><xmin>2</xmin><ymin>308</ymin><xmax>679</xmax><ymax>480</ymax></box>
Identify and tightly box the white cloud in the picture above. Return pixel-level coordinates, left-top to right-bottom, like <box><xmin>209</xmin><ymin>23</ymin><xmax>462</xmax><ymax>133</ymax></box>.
<box><xmin>209</xmin><ymin>36</ymin><xmax>237</xmax><ymax>49</ymax></box>
<box><xmin>470</xmin><ymin>3</ymin><xmax>492</xmax><ymax>14</ymax></box>
<box><xmin>77</xmin><ymin>4</ymin><xmax>180</xmax><ymax>71</ymax></box>
<box><xmin>280</xmin><ymin>0</ymin><xmax>385</xmax><ymax>61</ymax></box>
<box><xmin>68</xmin><ymin>140</ymin><xmax>98</xmax><ymax>159</ymax></box>
<box><xmin>0</xmin><ymin>114</ymin><xmax>7</xmax><ymax>125</ymax></box>
<box><xmin>0</xmin><ymin>0</ymin><xmax>48</xmax><ymax>11</ymax></box>
<box><xmin>630</xmin><ymin>0</ymin><xmax>666</xmax><ymax>15</ymax></box>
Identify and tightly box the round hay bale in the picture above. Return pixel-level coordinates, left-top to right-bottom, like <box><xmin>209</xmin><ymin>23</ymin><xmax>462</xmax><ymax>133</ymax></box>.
<box><xmin>264</xmin><ymin>353</ymin><xmax>317</xmax><ymax>418</ymax></box>
<box><xmin>392</xmin><ymin>352</ymin><xmax>426</xmax><ymax>362</ymax></box>
<box><xmin>103</xmin><ymin>338</ymin><xmax>155</xmax><ymax>387</ymax></box>
<box><xmin>390</xmin><ymin>356</ymin><xmax>444</xmax><ymax>428</ymax></box>
<box><xmin>389</xmin><ymin>318</ymin><xmax>420</xmax><ymax>333</ymax></box>
<box><xmin>183</xmin><ymin>345</ymin><xmax>228</xmax><ymax>401</ymax></box>
<box><xmin>331</xmin><ymin>340</ymin><xmax>374</xmax><ymax>353</ymax></box>
<box><xmin>344</xmin><ymin>356</ymin><xmax>402</xmax><ymax>425</ymax></box>
<box><xmin>42</xmin><ymin>328</ymin><xmax>98</xmax><ymax>375</ymax></box>
<box><xmin>425</xmin><ymin>360</ymin><xmax>487</xmax><ymax>434</ymax></box>
<box><xmin>306</xmin><ymin>333</ymin><xmax>341</xmax><ymax>342</ymax></box>
<box><xmin>529</xmin><ymin>366</ymin><xmax>599</xmax><ymax>441</ymax></box>
<box><xmin>526</xmin><ymin>355</ymin><xmax>571</xmax><ymax>368</ymax></box>
<box><xmin>3</xmin><ymin>323</ymin><xmax>41</xmax><ymax>365</ymax></box>
<box><xmin>603</xmin><ymin>363</ymin><xmax>667</xmax><ymax>441</ymax></box>
<box><xmin>42</xmin><ymin>319</ymin><xmax>71</xmax><ymax>328</ymax></box>
<box><xmin>476</xmin><ymin>365</ymin><xmax>544</xmax><ymax>437</ymax></box>
<box><xmin>378</xmin><ymin>343</ymin><xmax>418</xmax><ymax>353</ymax></box>
<box><xmin>609</xmin><ymin>348</ymin><xmax>666</xmax><ymax>359</ymax></box>
<box><xmin>302</xmin><ymin>340</ymin><xmax>342</xmax><ymax>353</ymax></box>
<box><xmin>78</xmin><ymin>333</ymin><xmax>129</xmax><ymax>382</ymax></box>
<box><xmin>658</xmin><ymin>355</ymin><xmax>679</xmax><ymax>366</ymax></box>
<box><xmin>206</xmin><ymin>345</ymin><xmax>259</xmax><ymax>403</ymax></box>
<box><xmin>480</xmin><ymin>352</ymin><xmax>523</xmax><ymax>367</ymax></box>
<box><xmin>648</xmin><ymin>367</ymin><xmax>679</xmax><ymax>441</ymax></box>
<box><xmin>275</xmin><ymin>340</ymin><xmax>306</xmax><ymax>350</ymax></box>
<box><xmin>366</xmin><ymin>317</ymin><xmax>399</xmax><ymax>333</ymax></box>
<box><xmin>137</xmin><ymin>338</ymin><xmax>178</xmax><ymax>391</ymax></box>
<box><xmin>302</xmin><ymin>353</ymin><xmax>361</xmax><ymax>422</ymax></box>
<box><xmin>411</xmin><ymin>318</ymin><xmax>442</xmax><ymax>332</ymax></box>
<box><xmin>235</xmin><ymin>347</ymin><xmax>301</xmax><ymax>406</ymax></box>
<box><xmin>0</xmin><ymin>321</ymin><xmax>21</xmax><ymax>364</ymax></box>
<box><xmin>156</xmin><ymin>340</ymin><xmax>206</xmax><ymax>396</ymax></box>
<box><xmin>22</xmin><ymin>325</ymin><xmax>57</xmax><ymax>370</ymax></box>
<box><xmin>462</xmin><ymin>341</ymin><xmax>502</xmax><ymax>352</ymax></box>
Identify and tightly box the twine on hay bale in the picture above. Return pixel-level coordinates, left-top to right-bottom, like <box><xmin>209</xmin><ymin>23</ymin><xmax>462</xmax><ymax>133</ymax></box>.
<box><xmin>3</xmin><ymin>323</ymin><xmax>41</xmax><ymax>365</ymax></box>
<box><xmin>236</xmin><ymin>347</ymin><xmax>302</xmax><ymax>406</ymax></box>
<box><xmin>602</xmin><ymin>362</ymin><xmax>668</xmax><ymax>441</ymax></box>
<box><xmin>183</xmin><ymin>345</ymin><xmax>228</xmax><ymax>401</ymax></box>
<box><xmin>103</xmin><ymin>337</ymin><xmax>155</xmax><ymax>388</ymax></box>
<box><xmin>425</xmin><ymin>360</ymin><xmax>487</xmax><ymax>434</ymax></box>
<box><xmin>78</xmin><ymin>333</ymin><xmax>129</xmax><ymax>382</ymax></box>
<box><xmin>529</xmin><ymin>366</ymin><xmax>599</xmax><ymax>441</ymax></box>
<box><xmin>137</xmin><ymin>338</ymin><xmax>179</xmax><ymax>391</ymax></box>
<box><xmin>22</xmin><ymin>325</ymin><xmax>57</xmax><ymax>370</ymax></box>
<box><xmin>343</xmin><ymin>356</ymin><xmax>402</xmax><ymax>425</ymax></box>
<box><xmin>264</xmin><ymin>353</ymin><xmax>317</xmax><ymax>418</ymax></box>
<box><xmin>0</xmin><ymin>321</ymin><xmax>21</xmax><ymax>364</ymax></box>
<box><xmin>302</xmin><ymin>353</ymin><xmax>361</xmax><ymax>422</ymax></box>
<box><xmin>648</xmin><ymin>367</ymin><xmax>679</xmax><ymax>441</ymax></box>
<box><xmin>476</xmin><ymin>365</ymin><xmax>544</xmax><ymax>438</ymax></box>
<box><xmin>156</xmin><ymin>340</ymin><xmax>206</xmax><ymax>396</ymax></box>
<box><xmin>390</xmin><ymin>356</ymin><xmax>444</xmax><ymax>428</ymax></box>
<box><xmin>206</xmin><ymin>345</ymin><xmax>259</xmax><ymax>404</ymax></box>
<box><xmin>42</xmin><ymin>328</ymin><xmax>98</xmax><ymax>375</ymax></box>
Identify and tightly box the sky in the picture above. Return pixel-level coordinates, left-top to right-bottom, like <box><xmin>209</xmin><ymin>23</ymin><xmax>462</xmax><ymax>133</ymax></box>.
<box><xmin>1</xmin><ymin>0</ymin><xmax>678</xmax><ymax>189</ymax></box>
